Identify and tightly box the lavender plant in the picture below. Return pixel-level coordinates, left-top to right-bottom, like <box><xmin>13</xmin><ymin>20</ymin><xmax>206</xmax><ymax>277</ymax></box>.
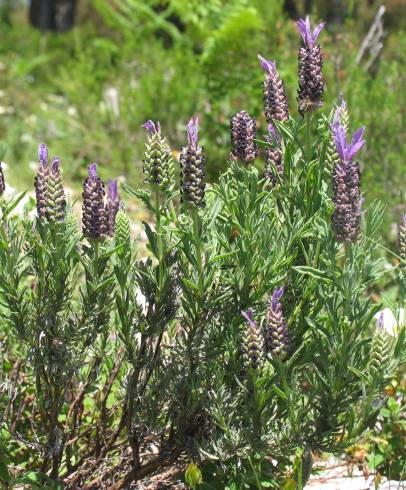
<box><xmin>0</xmin><ymin>14</ymin><xmax>405</xmax><ymax>490</ymax></box>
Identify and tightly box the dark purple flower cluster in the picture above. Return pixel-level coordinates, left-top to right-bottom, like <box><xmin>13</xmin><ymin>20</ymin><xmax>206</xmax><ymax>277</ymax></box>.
<box><xmin>331</xmin><ymin>106</ymin><xmax>365</xmax><ymax>243</ymax></box>
<box><xmin>180</xmin><ymin>117</ymin><xmax>206</xmax><ymax>208</ymax></box>
<box><xmin>265</xmin><ymin>288</ymin><xmax>289</xmax><ymax>359</ymax></box>
<box><xmin>82</xmin><ymin>164</ymin><xmax>120</xmax><ymax>241</ymax></box>
<box><xmin>258</xmin><ymin>55</ymin><xmax>289</xmax><ymax>123</ymax></box>
<box><xmin>230</xmin><ymin>110</ymin><xmax>257</xmax><ymax>164</ymax></box>
<box><xmin>297</xmin><ymin>16</ymin><xmax>325</xmax><ymax>114</ymax></box>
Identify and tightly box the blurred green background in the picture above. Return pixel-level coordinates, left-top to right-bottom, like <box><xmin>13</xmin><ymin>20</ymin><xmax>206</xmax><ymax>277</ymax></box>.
<box><xmin>0</xmin><ymin>0</ymin><xmax>405</xmax><ymax>237</ymax></box>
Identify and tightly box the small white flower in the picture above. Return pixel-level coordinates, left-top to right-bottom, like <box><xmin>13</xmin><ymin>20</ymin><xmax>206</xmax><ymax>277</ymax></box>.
<box><xmin>374</xmin><ymin>308</ymin><xmax>405</xmax><ymax>336</ymax></box>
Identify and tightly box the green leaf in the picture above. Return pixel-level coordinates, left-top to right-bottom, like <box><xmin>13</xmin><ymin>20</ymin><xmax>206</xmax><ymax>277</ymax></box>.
<box><xmin>348</xmin><ymin>366</ymin><xmax>369</xmax><ymax>383</ymax></box>
<box><xmin>292</xmin><ymin>265</ymin><xmax>333</xmax><ymax>283</ymax></box>
<box><xmin>272</xmin><ymin>384</ymin><xmax>287</xmax><ymax>400</ymax></box>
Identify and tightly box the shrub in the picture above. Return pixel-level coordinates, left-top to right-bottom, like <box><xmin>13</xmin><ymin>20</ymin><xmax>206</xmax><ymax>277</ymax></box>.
<box><xmin>0</xmin><ymin>13</ymin><xmax>405</xmax><ymax>490</ymax></box>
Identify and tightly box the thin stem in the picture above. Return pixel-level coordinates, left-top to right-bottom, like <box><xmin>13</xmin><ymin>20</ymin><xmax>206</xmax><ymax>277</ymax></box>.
<box><xmin>192</xmin><ymin>208</ymin><xmax>204</xmax><ymax>294</ymax></box>
<box><xmin>305</xmin><ymin>111</ymin><xmax>313</xmax><ymax>215</ymax></box>
<box><xmin>305</xmin><ymin>112</ymin><xmax>312</xmax><ymax>163</ymax></box>
<box><xmin>154</xmin><ymin>186</ymin><xmax>164</xmax><ymax>291</ymax></box>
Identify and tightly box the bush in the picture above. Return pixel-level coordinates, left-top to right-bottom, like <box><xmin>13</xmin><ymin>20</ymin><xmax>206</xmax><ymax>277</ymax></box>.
<box><xmin>1</xmin><ymin>14</ymin><xmax>405</xmax><ymax>487</ymax></box>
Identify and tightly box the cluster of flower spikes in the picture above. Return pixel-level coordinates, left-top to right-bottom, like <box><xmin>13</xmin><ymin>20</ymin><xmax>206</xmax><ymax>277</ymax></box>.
<box><xmin>297</xmin><ymin>16</ymin><xmax>326</xmax><ymax>114</ymax></box>
<box><xmin>0</xmin><ymin>162</ymin><xmax>5</xmax><ymax>196</ymax></box>
<box><xmin>229</xmin><ymin>110</ymin><xmax>257</xmax><ymax>164</ymax></box>
<box><xmin>142</xmin><ymin>120</ymin><xmax>174</xmax><ymax>192</ymax></box>
<box><xmin>82</xmin><ymin>163</ymin><xmax>120</xmax><ymax>241</ymax></box>
<box><xmin>331</xmin><ymin>102</ymin><xmax>365</xmax><ymax>243</ymax></box>
<box><xmin>180</xmin><ymin>117</ymin><xmax>206</xmax><ymax>208</ymax></box>
<box><xmin>241</xmin><ymin>288</ymin><xmax>289</xmax><ymax>371</ymax></box>
<box><xmin>369</xmin><ymin>312</ymin><xmax>390</xmax><ymax>378</ymax></box>
<box><xmin>34</xmin><ymin>144</ymin><xmax>66</xmax><ymax>223</ymax></box>
<box><xmin>399</xmin><ymin>213</ymin><xmax>406</xmax><ymax>267</ymax></box>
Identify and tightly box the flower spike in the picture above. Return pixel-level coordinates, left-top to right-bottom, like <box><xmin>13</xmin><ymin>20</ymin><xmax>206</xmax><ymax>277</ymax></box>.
<box><xmin>258</xmin><ymin>54</ymin><xmax>289</xmax><ymax>123</ymax></box>
<box><xmin>180</xmin><ymin>116</ymin><xmax>205</xmax><ymax>208</ymax></box>
<box><xmin>142</xmin><ymin>120</ymin><xmax>174</xmax><ymax>191</ymax></box>
<box><xmin>241</xmin><ymin>310</ymin><xmax>264</xmax><ymax>370</ymax></box>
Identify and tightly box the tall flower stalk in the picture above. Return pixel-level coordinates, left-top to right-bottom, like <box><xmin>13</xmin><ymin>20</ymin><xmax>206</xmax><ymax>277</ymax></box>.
<box><xmin>180</xmin><ymin>117</ymin><xmax>205</xmax><ymax>293</ymax></box>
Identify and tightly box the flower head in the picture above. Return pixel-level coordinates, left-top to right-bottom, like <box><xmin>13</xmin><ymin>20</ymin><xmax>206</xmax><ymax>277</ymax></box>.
<box><xmin>297</xmin><ymin>16</ymin><xmax>326</xmax><ymax>49</ymax></box>
<box><xmin>230</xmin><ymin>110</ymin><xmax>257</xmax><ymax>163</ymax></box>
<box><xmin>46</xmin><ymin>157</ymin><xmax>66</xmax><ymax>224</ymax></box>
<box><xmin>266</xmin><ymin>287</ymin><xmax>289</xmax><ymax>359</ymax></box>
<box><xmin>180</xmin><ymin>116</ymin><xmax>205</xmax><ymax>207</ymax></box>
<box><xmin>241</xmin><ymin>310</ymin><xmax>264</xmax><ymax>370</ymax></box>
<box><xmin>82</xmin><ymin>163</ymin><xmax>108</xmax><ymax>240</ymax></box>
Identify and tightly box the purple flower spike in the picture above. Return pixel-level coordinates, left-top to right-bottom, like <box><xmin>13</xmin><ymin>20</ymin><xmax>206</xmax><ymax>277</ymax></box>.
<box><xmin>258</xmin><ymin>54</ymin><xmax>276</xmax><ymax>75</ymax></box>
<box><xmin>266</xmin><ymin>287</ymin><xmax>288</xmax><ymax>359</ymax></box>
<box><xmin>38</xmin><ymin>143</ymin><xmax>48</xmax><ymax>167</ymax></box>
<box><xmin>142</xmin><ymin>120</ymin><xmax>161</xmax><ymax>135</ymax></box>
<box><xmin>187</xmin><ymin>116</ymin><xmax>199</xmax><ymax>150</ymax></box>
<box><xmin>297</xmin><ymin>15</ymin><xmax>326</xmax><ymax>49</ymax></box>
